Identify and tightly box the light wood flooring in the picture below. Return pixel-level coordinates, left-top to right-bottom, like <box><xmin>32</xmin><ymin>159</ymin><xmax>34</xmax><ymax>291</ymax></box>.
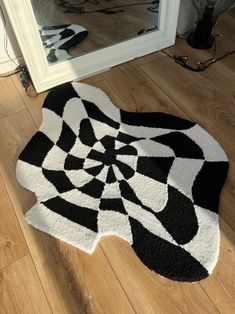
<box><xmin>0</xmin><ymin>9</ymin><xmax>234</xmax><ymax>314</ymax></box>
<box><xmin>31</xmin><ymin>0</ymin><xmax>158</xmax><ymax>57</ymax></box>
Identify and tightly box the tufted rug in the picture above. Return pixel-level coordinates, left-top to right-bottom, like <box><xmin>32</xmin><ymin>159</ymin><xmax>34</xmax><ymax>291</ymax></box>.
<box><xmin>16</xmin><ymin>83</ymin><xmax>229</xmax><ymax>282</ymax></box>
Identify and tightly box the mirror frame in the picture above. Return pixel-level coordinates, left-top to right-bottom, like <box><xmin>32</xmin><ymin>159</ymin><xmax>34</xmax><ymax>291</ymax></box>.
<box><xmin>3</xmin><ymin>0</ymin><xmax>180</xmax><ymax>92</ymax></box>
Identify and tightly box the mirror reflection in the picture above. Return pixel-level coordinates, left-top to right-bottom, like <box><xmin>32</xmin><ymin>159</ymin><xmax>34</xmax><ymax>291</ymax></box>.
<box><xmin>30</xmin><ymin>0</ymin><xmax>160</xmax><ymax>64</ymax></box>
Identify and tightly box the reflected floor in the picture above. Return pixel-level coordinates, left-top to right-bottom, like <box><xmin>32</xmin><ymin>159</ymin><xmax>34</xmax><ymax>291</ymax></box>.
<box><xmin>31</xmin><ymin>0</ymin><xmax>160</xmax><ymax>63</ymax></box>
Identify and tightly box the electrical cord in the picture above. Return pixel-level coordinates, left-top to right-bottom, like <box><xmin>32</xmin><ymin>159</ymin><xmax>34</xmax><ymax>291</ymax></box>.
<box><xmin>161</xmin><ymin>25</ymin><xmax>235</xmax><ymax>72</ymax></box>
<box><xmin>161</xmin><ymin>48</ymin><xmax>235</xmax><ymax>72</ymax></box>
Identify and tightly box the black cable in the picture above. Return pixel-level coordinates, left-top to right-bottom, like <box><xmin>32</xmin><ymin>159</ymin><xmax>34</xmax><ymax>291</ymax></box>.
<box><xmin>137</xmin><ymin>25</ymin><xmax>158</xmax><ymax>35</ymax></box>
<box><xmin>198</xmin><ymin>23</ymin><xmax>217</xmax><ymax>66</ymax></box>
<box><xmin>161</xmin><ymin>48</ymin><xmax>235</xmax><ymax>72</ymax></box>
<box><xmin>161</xmin><ymin>25</ymin><xmax>235</xmax><ymax>72</ymax></box>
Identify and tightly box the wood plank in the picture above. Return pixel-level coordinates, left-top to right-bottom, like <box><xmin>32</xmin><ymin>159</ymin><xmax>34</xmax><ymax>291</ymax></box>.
<box><xmin>82</xmin><ymin>73</ymin><xmax>106</xmax><ymax>85</ymax></box>
<box><xmin>0</xmin><ymin>109</ymin><xmax>135</xmax><ymax>314</ymax></box>
<box><xmin>17</xmin><ymin>91</ymin><xmax>45</xmax><ymax>128</ymax></box>
<box><xmin>100</xmin><ymin>237</ymin><xmax>219</xmax><ymax>314</ymax></box>
<box><xmin>163</xmin><ymin>36</ymin><xmax>235</xmax><ymax>87</ymax></box>
<box><xmin>219</xmin><ymin>167</ymin><xmax>235</xmax><ymax>231</ymax></box>
<box><xmin>215</xmin><ymin>34</ymin><xmax>235</xmax><ymax>69</ymax></box>
<box><xmin>131</xmin><ymin>51</ymin><xmax>164</xmax><ymax>66</ymax></box>
<box><xmin>11</xmin><ymin>74</ymin><xmax>47</xmax><ymax>128</ymax></box>
<box><xmin>215</xmin><ymin>9</ymin><xmax>235</xmax><ymax>69</ymax></box>
<box><xmin>216</xmin><ymin>9</ymin><xmax>235</xmax><ymax>43</ymax></box>
<box><xmin>200</xmin><ymin>218</ymin><xmax>235</xmax><ymax>313</ymax></box>
<box><xmin>92</xmin><ymin>79</ymin><xmax>131</xmax><ymax>112</ymax></box>
<box><xmin>0</xmin><ymin>255</ymin><xmax>51</xmax><ymax>314</ymax></box>
<box><xmin>0</xmin><ymin>175</ymin><xmax>28</xmax><ymax>270</ymax></box>
<box><xmin>0</xmin><ymin>77</ymin><xmax>26</xmax><ymax>119</ymax></box>
<box><xmin>103</xmin><ymin>62</ymin><xmax>187</xmax><ymax>116</ymax></box>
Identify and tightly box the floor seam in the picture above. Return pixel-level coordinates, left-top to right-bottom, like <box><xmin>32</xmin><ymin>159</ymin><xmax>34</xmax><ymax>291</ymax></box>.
<box><xmin>99</xmin><ymin>243</ymin><xmax>138</xmax><ymax>314</ymax></box>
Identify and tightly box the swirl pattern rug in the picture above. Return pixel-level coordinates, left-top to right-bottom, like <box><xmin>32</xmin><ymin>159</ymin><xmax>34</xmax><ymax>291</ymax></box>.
<box><xmin>16</xmin><ymin>83</ymin><xmax>229</xmax><ymax>282</ymax></box>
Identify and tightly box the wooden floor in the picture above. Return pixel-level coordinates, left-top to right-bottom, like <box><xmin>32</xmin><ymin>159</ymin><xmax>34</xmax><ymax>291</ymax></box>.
<box><xmin>31</xmin><ymin>0</ymin><xmax>158</xmax><ymax>58</ymax></box>
<box><xmin>0</xmin><ymin>9</ymin><xmax>234</xmax><ymax>314</ymax></box>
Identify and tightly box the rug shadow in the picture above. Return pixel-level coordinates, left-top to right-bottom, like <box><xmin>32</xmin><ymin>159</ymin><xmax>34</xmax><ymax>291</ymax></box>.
<box><xmin>31</xmin><ymin>222</ymin><xmax>92</xmax><ymax>314</ymax></box>
<box><xmin>219</xmin><ymin>216</ymin><xmax>235</xmax><ymax>248</ymax></box>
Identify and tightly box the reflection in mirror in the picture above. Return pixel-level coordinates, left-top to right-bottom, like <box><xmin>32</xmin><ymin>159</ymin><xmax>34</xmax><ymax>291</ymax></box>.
<box><xmin>30</xmin><ymin>0</ymin><xmax>160</xmax><ymax>64</ymax></box>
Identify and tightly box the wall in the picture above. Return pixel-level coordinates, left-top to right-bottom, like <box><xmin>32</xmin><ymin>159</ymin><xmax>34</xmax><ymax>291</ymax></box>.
<box><xmin>0</xmin><ymin>1</ymin><xmax>24</xmax><ymax>74</ymax></box>
<box><xmin>177</xmin><ymin>0</ymin><xmax>235</xmax><ymax>34</ymax></box>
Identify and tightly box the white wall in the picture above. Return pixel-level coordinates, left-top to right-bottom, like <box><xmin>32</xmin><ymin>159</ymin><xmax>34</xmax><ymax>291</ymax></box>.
<box><xmin>0</xmin><ymin>1</ymin><xmax>24</xmax><ymax>74</ymax></box>
<box><xmin>177</xmin><ymin>0</ymin><xmax>235</xmax><ymax>34</ymax></box>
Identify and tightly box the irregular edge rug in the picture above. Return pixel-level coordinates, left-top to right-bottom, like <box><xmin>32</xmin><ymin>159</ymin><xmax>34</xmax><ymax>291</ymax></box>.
<box><xmin>16</xmin><ymin>82</ymin><xmax>229</xmax><ymax>282</ymax></box>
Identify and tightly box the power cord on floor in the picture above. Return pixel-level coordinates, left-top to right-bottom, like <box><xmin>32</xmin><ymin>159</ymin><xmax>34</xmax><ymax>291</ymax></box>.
<box><xmin>20</xmin><ymin>68</ymin><xmax>30</xmax><ymax>92</ymax></box>
<box><xmin>161</xmin><ymin>48</ymin><xmax>235</xmax><ymax>72</ymax></box>
<box><xmin>161</xmin><ymin>25</ymin><xmax>235</xmax><ymax>72</ymax></box>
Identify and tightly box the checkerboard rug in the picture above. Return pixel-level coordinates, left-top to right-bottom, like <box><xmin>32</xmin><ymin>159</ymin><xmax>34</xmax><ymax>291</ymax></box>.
<box><xmin>16</xmin><ymin>82</ymin><xmax>229</xmax><ymax>282</ymax></box>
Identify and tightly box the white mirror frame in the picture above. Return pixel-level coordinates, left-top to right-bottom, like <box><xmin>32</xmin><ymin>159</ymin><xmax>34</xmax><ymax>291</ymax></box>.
<box><xmin>3</xmin><ymin>0</ymin><xmax>180</xmax><ymax>92</ymax></box>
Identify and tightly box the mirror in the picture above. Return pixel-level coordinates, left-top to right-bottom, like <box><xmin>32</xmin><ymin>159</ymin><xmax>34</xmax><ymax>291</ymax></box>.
<box><xmin>30</xmin><ymin>0</ymin><xmax>160</xmax><ymax>64</ymax></box>
<box><xmin>3</xmin><ymin>0</ymin><xmax>179</xmax><ymax>92</ymax></box>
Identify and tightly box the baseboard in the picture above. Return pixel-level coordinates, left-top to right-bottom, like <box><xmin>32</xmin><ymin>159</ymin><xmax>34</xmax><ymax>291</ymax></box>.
<box><xmin>0</xmin><ymin>55</ymin><xmax>25</xmax><ymax>74</ymax></box>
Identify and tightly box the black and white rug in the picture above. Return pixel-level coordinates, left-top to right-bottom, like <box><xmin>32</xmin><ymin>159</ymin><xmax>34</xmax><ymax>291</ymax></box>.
<box><xmin>39</xmin><ymin>24</ymin><xmax>88</xmax><ymax>63</ymax></box>
<box><xmin>16</xmin><ymin>83</ymin><xmax>229</xmax><ymax>282</ymax></box>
